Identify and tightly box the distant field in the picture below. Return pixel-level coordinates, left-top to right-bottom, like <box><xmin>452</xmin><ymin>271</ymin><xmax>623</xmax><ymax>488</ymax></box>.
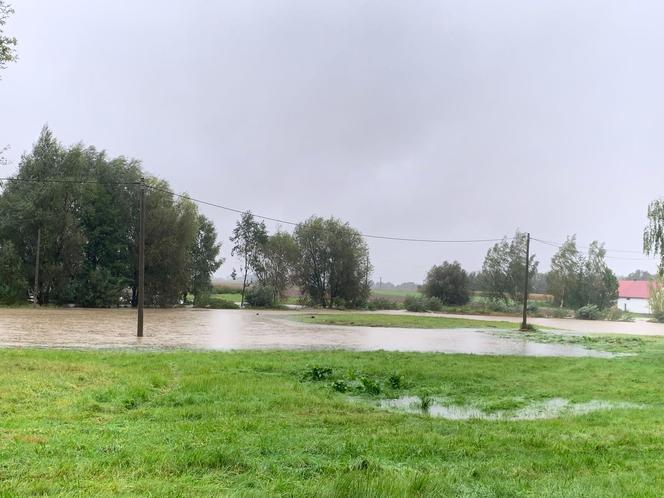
<box><xmin>371</xmin><ymin>289</ymin><xmax>421</xmax><ymax>299</ymax></box>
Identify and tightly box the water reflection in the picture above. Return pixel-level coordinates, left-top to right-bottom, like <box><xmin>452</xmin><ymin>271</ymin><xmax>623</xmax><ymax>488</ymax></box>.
<box><xmin>0</xmin><ymin>308</ymin><xmax>612</xmax><ymax>357</ymax></box>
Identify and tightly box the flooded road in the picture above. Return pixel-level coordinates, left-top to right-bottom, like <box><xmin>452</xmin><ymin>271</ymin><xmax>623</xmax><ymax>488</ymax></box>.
<box><xmin>0</xmin><ymin>308</ymin><xmax>612</xmax><ymax>357</ymax></box>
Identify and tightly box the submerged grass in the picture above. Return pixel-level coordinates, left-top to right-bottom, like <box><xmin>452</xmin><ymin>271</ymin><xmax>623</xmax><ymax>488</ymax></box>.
<box><xmin>289</xmin><ymin>313</ymin><xmax>520</xmax><ymax>330</ymax></box>
<box><xmin>0</xmin><ymin>348</ymin><xmax>664</xmax><ymax>495</ymax></box>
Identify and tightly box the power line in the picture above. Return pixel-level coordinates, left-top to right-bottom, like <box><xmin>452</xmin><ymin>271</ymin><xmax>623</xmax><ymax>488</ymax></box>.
<box><xmin>146</xmin><ymin>184</ymin><xmax>510</xmax><ymax>244</ymax></box>
<box><xmin>531</xmin><ymin>237</ymin><xmax>654</xmax><ymax>261</ymax></box>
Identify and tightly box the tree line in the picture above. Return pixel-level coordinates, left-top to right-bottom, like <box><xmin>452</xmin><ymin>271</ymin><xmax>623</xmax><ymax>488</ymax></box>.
<box><xmin>0</xmin><ymin>128</ymin><xmax>222</xmax><ymax>306</ymax></box>
<box><xmin>418</xmin><ymin>231</ymin><xmax>620</xmax><ymax>311</ymax></box>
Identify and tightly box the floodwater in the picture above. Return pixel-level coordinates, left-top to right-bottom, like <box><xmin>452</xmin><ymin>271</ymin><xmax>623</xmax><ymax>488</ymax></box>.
<box><xmin>0</xmin><ymin>308</ymin><xmax>612</xmax><ymax>357</ymax></box>
<box><xmin>379</xmin><ymin>396</ymin><xmax>643</xmax><ymax>420</ymax></box>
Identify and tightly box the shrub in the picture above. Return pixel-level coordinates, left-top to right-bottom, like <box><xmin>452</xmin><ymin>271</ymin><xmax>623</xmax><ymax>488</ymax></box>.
<box><xmin>303</xmin><ymin>366</ymin><xmax>333</xmax><ymax>381</ymax></box>
<box><xmin>426</xmin><ymin>297</ymin><xmax>443</xmax><ymax>312</ymax></box>
<box><xmin>549</xmin><ymin>307</ymin><xmax>571</xmax><ymax>319</ymax></box>
<box><xmin>360</xmin><ymin>376</ymin><xmax>381</xmax><ymax>395</ymax></box>
<box><xmin>387</xmin><ymin>373</ymin><xmax>404</xmax><ymax>389</ymax></box>
<box><xmin>367</xmin><ymin>297</ymin><xmax>400</xmax><ymax>311</ymax></box>
<box><xmin>421</xmin><ymin>261</ymin><xmax>470</xmax><ymax>305</ymax></box>
<box><xmin>604</xmin><ymin>306</ymin><xmax>624</xmax><ymax>321</ymax></box>
<box><xmin>404</xmin><ymin>296</ymin><xmax>428</xmax><ymax>312</ymax></box>
<box><xmin>575</xmin><ymin>304</ymin><xmax>601</xmax><ymax>320</ymax></box>
<box><xmin>332</xmin><ymin>379</ymin><xmax>349</xmax><ymax>392</ymax></box>
<box><xmin>206</xmin><ymin>299</ymin><xmax>239</xmax><ymax>310</ymax></box>
<box><xmin>245</xmin><ymin>285</ymin><xmax>276</xmax><ymax>308</ymax></box>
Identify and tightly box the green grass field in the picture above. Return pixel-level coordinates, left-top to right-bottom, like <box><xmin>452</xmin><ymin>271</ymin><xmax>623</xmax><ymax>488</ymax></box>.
<box><xmin>290</xmin><ymin>313</ymin><xmax>520</xmax><ymax>330</ymax></box>
<box><xmin>2</xmin><ymin>344</ymin><xmax>664</xmax><ymax>496</ymax></box>
<box><xmin>371</xmin><ymin>288</ymin><xmax>422</xmax><ymax>299</ymax></box>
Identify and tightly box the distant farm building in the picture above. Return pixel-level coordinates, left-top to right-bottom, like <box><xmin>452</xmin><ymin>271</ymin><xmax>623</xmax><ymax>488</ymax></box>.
<box><xmin>617</xmin><ymin>280</ymin><xmax>651</xmax><ymax>314</ymax></box>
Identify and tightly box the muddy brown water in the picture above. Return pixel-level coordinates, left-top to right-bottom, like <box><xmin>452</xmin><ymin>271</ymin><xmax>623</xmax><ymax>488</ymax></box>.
<box><xmin>0</xmin><ymin>308</ymin><xmax>612</xmax><ymax>357</ymax></box>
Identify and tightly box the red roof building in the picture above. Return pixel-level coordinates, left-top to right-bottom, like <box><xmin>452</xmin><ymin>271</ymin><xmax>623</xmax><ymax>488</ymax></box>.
<box><xmin>618</xmin><ymin>280</ymin><xmax>651</xmax><ymax>300</ymax></box>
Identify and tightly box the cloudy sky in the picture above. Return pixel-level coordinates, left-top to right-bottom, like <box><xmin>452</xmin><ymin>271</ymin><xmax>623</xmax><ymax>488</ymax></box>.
<box><xmin>1</xmin><ymin>0</ymin><xmax>663</xmax><ymax>282</ymax></box>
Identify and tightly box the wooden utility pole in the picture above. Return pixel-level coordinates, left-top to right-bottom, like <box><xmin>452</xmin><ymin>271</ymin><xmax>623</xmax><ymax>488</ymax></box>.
<box><xmin>33</xmin><ymin>227</ymin><xmax>41</xmax><ymax>308</ymax></box>
<box><xmin>520</xmin><ymin>232</ymin><xmax>531</xmax><ymax>331</ymax></box>
<box><xmin>137</xmin><ymin>178</ymin><xmax>145</xmax><ymax>337</ymax></box>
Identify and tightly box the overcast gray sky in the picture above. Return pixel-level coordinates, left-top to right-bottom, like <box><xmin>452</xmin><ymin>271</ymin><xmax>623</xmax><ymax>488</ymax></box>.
<box><xmin>1</xmin><ymin>0</ymin><xmax>662</xmax><ymax>282</ymax></box>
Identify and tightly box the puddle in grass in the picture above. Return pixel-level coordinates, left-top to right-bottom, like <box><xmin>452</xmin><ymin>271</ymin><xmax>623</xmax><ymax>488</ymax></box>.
<box><xmin>378</xmin><ymin>396</ymin><xmax>643</xmax><ymax>420</ymax></box>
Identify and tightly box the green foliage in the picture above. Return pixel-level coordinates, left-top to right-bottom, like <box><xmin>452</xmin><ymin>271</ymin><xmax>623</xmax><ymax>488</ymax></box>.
<box><xmin>480</xmin><ymin>231</ymin><xmax>538</xmax><ymax>302</ymax></box>
<box><xmin>649</xmin><ymin>277</ymin><xmax>664</xmax><ymax>322</ymax></box>
<box><xmin>0</xmin><ymin>1</ymin><xmax>17</xmax><ymax>75</ymax></box>
<box><xmin>547</xmin><ymin>236</ymin><xmax>618</xmax><ymax>310</ymax></box>
<box><xmin>292</xmin><ymin>313</ymin><xmax>520</xmax><ymax>330</ymax></box>
<box><xmin>360</xmin><ymin>376</ymin><xmax>381</xmax><ymax>395</ymax></box>
<box><xmin>244</xmin><ymin>285</ymin><xmax>276</xmax><ymax>308</ymax></box>
<box><xmin>230</xmin><ymin>212</ymin><xmax>268</xmax><ymax>307</ymax></box>
<box><xmin>302</xmin><ymin>366</ymin><xmax>333</xmax><ymax>381</ymax></box>
<box><xmin>254</xmin><ymin>231</ymin><xmax>298</xmax><ymax>303</ymax></box>
<box><xmin>388</xmin><ymin>373</ymin><xmax>404</xmax><ymax>389</ymax></box>
<box><xmin>575</xmin><ymin>304</ymin><xmax>602</xmax><ymax>320</ymax></box>
<box><xmin>294</xmin><ymin>216</ymin><xmax>371</xmax><ymax>308</ymax></box>
<box><xmin>0</xmin><ymin>241</ymin><xmax>26</xmax><ymax>303</ymax></box>
<box><xmin>366</xmin><ymin>297</ymin><xmax>400</xmax><ymax>311</ymax></box>
<box><xmin>421</xmin><ymin>261</ymin><xmax>470</xmax><ymax>305</ymax></box>
<box><xmin>0</xmin><ymin>127</ymin><xmax>222</xmax><ymax>307</ymax></box>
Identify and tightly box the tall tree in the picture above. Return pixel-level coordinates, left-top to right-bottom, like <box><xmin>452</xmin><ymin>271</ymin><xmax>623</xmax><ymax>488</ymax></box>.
<box><xmin>230</xmin><ymin>212</ymin><xmax>267</xmax><ymax>307</ymax></box>
<box><xmin>254</xmin><ymin>231</ymin><xmax>298</xmax><ymax>303</ymax></box>
<box><xmin>294</xmin><ymin>216</ymin><xmax>371</xmax><ymax>308</ymax></box>
<box><xmin>189</xmin><ymin>214</ymin><xmax>223</xmax><ymax>303</ymax></box>
<box><xmin>480</xmin><ymin>231</ymin><xmax>538</xmax><ymax>302</ymax></box>
<box><xmin>547</xmin><ymin>235</ymin><xmax>582</xmax><ymax>307</ymax></box>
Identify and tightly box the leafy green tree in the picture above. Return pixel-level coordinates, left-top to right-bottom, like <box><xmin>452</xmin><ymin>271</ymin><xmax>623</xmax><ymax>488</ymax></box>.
<box><xmin>294</xmin><ymin>216</ymin><xmax>371</xmax><ymax>308</ymax></box>
<box><xmin>0</xmin><ymin>1</ymin><xmax>16</xmax><ymax>75</ymax></box>
<box><xmin>547</xmin><ymin>236</ymin><xmax>618</xmax><ymax>309</ymax></box>
<box><xmin>0</xmin><ymin>240</ymin><xmax>25</xmax><ymax>303</ymax></box>
<box><xmin>189</xmin><ymin>214</ymin><xmax>223</xmax><ymax>304</ymax></box>
<box><xmin>624</xmin><ymin>270</ymin><xmax>655</xmax><ymax>281</ymax></box>
<box><xmin>480</xmin><ymin>231</ymin><xmax>538</xmax><ymax>302</ymax></box>
<box><xmin>547</xmin><ymin>235</ymin><xmax>582</xmax><ymax>307</ymax></box>
<box><xmin>421</xmin><ymin>261</ymin><xmax>470</xmax><ymax>305</ymax></box>
<box><xmin>583</xmin><ymin>241</ymin><xmax>618</xmax><ymax>310</ymax></box>
<box><xmin>0</xmin><ymin>127</ymin><xmax>223</xmax><ymax>307</ymax></box>
<box><xmin>230</xmin><ymin>212</ymin><xmax>267</xmax><ymax>307</ymax></box>
<box><xmin>254</xmin><ymin>231</ymin><xmax>298</xmax><ymax>303</ymax></box>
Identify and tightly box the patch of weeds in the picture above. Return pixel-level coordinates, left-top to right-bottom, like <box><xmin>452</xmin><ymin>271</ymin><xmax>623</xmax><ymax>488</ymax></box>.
<box><xmin>302</xmin><ymin>366</ymin><xmax>333</xmax><ymax>382</ymax></box>
<box><xmin>417</xmin><ymin>389</ymin><xmax>434</xmax><ymax>412</ymax></box>
<box><xmin>360</xmin><ymin>376</ymin><xmax>381</xmax><ymax>395</ymax></box>
<box><xmin>332</xmin><ymin>379</ymin><xmax>349</xmax><ymax>393</ymax></box>
<box><xmin>388</xmin><ymin>373</ymin><xmax>404</xmax><ymax>389</ymax></box>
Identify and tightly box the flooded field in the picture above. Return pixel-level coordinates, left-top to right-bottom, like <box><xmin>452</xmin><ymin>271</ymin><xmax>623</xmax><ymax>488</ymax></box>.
<box><xmin>378</xmin><ymin>396</ymin><xmax>643</xmax><ymax>420</ymax></box>
<box><xmin>0</xmin><ymin>308</ymin><xmax>612</xmax><ymax>357</ymax></box>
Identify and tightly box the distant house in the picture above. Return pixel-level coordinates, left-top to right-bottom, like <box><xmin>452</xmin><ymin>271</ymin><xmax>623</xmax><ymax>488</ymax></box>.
<box><xmin>617</xmin><ymin>280</ymin><xmax>651</xmax><ymax>314</ymax></box>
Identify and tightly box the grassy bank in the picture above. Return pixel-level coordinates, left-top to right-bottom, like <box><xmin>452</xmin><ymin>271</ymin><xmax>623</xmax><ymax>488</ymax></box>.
<box><xmin>1</xmin><ymin>348</ymin><xmax>664</xmax><ymax>495</ymax></box>
<box><xmin>290</xmin><ymin>313</ymin><xmax>520</xmax><ymax>330</ymax></box>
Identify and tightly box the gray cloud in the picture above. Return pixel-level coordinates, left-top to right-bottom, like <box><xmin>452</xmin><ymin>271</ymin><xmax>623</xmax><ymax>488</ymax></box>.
<box><xmin>1</xmin><ymin>0</ymin><xmax>663</xmax><ymax>282</ymax></box>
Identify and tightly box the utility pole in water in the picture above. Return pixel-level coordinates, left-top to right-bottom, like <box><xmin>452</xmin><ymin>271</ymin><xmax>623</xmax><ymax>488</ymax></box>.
<box><xmin>520</xmin><ymin>232</ymin><xmax>531</xmax><ymax>331</ymax></box>
<box><xmin>137</xmin><ymin>178</ymin><xmax>145</xmax><ymax>337</ymax></box>
<box><xmin>33</xmin><ymin>227</ymin><xmax>40</xmax><ymax>307</ymax></box>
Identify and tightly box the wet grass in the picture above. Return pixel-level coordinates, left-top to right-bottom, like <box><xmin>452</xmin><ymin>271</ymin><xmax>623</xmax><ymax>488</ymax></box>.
<box><xmin>0</xmin><ymin>348</ymin><xmax>662</xmax><ymax>495</ymax></box>
<box><xmin>290</xmin><ymin>313</ymin><xmax>520</xmax><ymax>330</ymax></box>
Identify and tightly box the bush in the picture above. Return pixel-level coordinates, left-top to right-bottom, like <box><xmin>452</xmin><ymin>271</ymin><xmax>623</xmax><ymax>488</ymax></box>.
<box><xmin>245</xmin><ymin>285</ymin><xmax>276</xmax><ymax>308</ymax></box>
<box><xmin>549</xmin><ymin>307</ymin><xmax>571</xmax><ymax>319</ymax></box>
<box><xmin>302</xmin><ymin>366</ymin><xmax>333</xmax><ymax>381</ymax></box>
<box><xmin>367</xmin><ymin>297</ymin><xmax>400</xmax><ymax>311</ymax></box>
<box><xmin>404</xmin><ymin>296</ymin><xmax>427</xmax><ymax>312</ymax></box>
<box><xmin>604</xmin><ymin>306</ymin><xmax>623</xmax><ymax>321</ymax></box>
<box><xmin>575</xmin><ymin>304</ymin><xmax>601</xmax><ymax>320</ymax></box>
<box><xmin>421</xmin><ymin>261</ymin><xmax>470</xmax><ymax>305</ymax></box>
<box><xmin>360</xmin><ymin>376</ymin><xmax>381</xmax><ymax>395</ymax></box>
<box><xmin>206</xmin><ymin>299</ymin><xmax>239</xmax><ymax>310</ymax></box>
<box><xmin>649</xmin><ymin>278</ymin><xmax>664</xmax><ymax>323</ymax></box>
